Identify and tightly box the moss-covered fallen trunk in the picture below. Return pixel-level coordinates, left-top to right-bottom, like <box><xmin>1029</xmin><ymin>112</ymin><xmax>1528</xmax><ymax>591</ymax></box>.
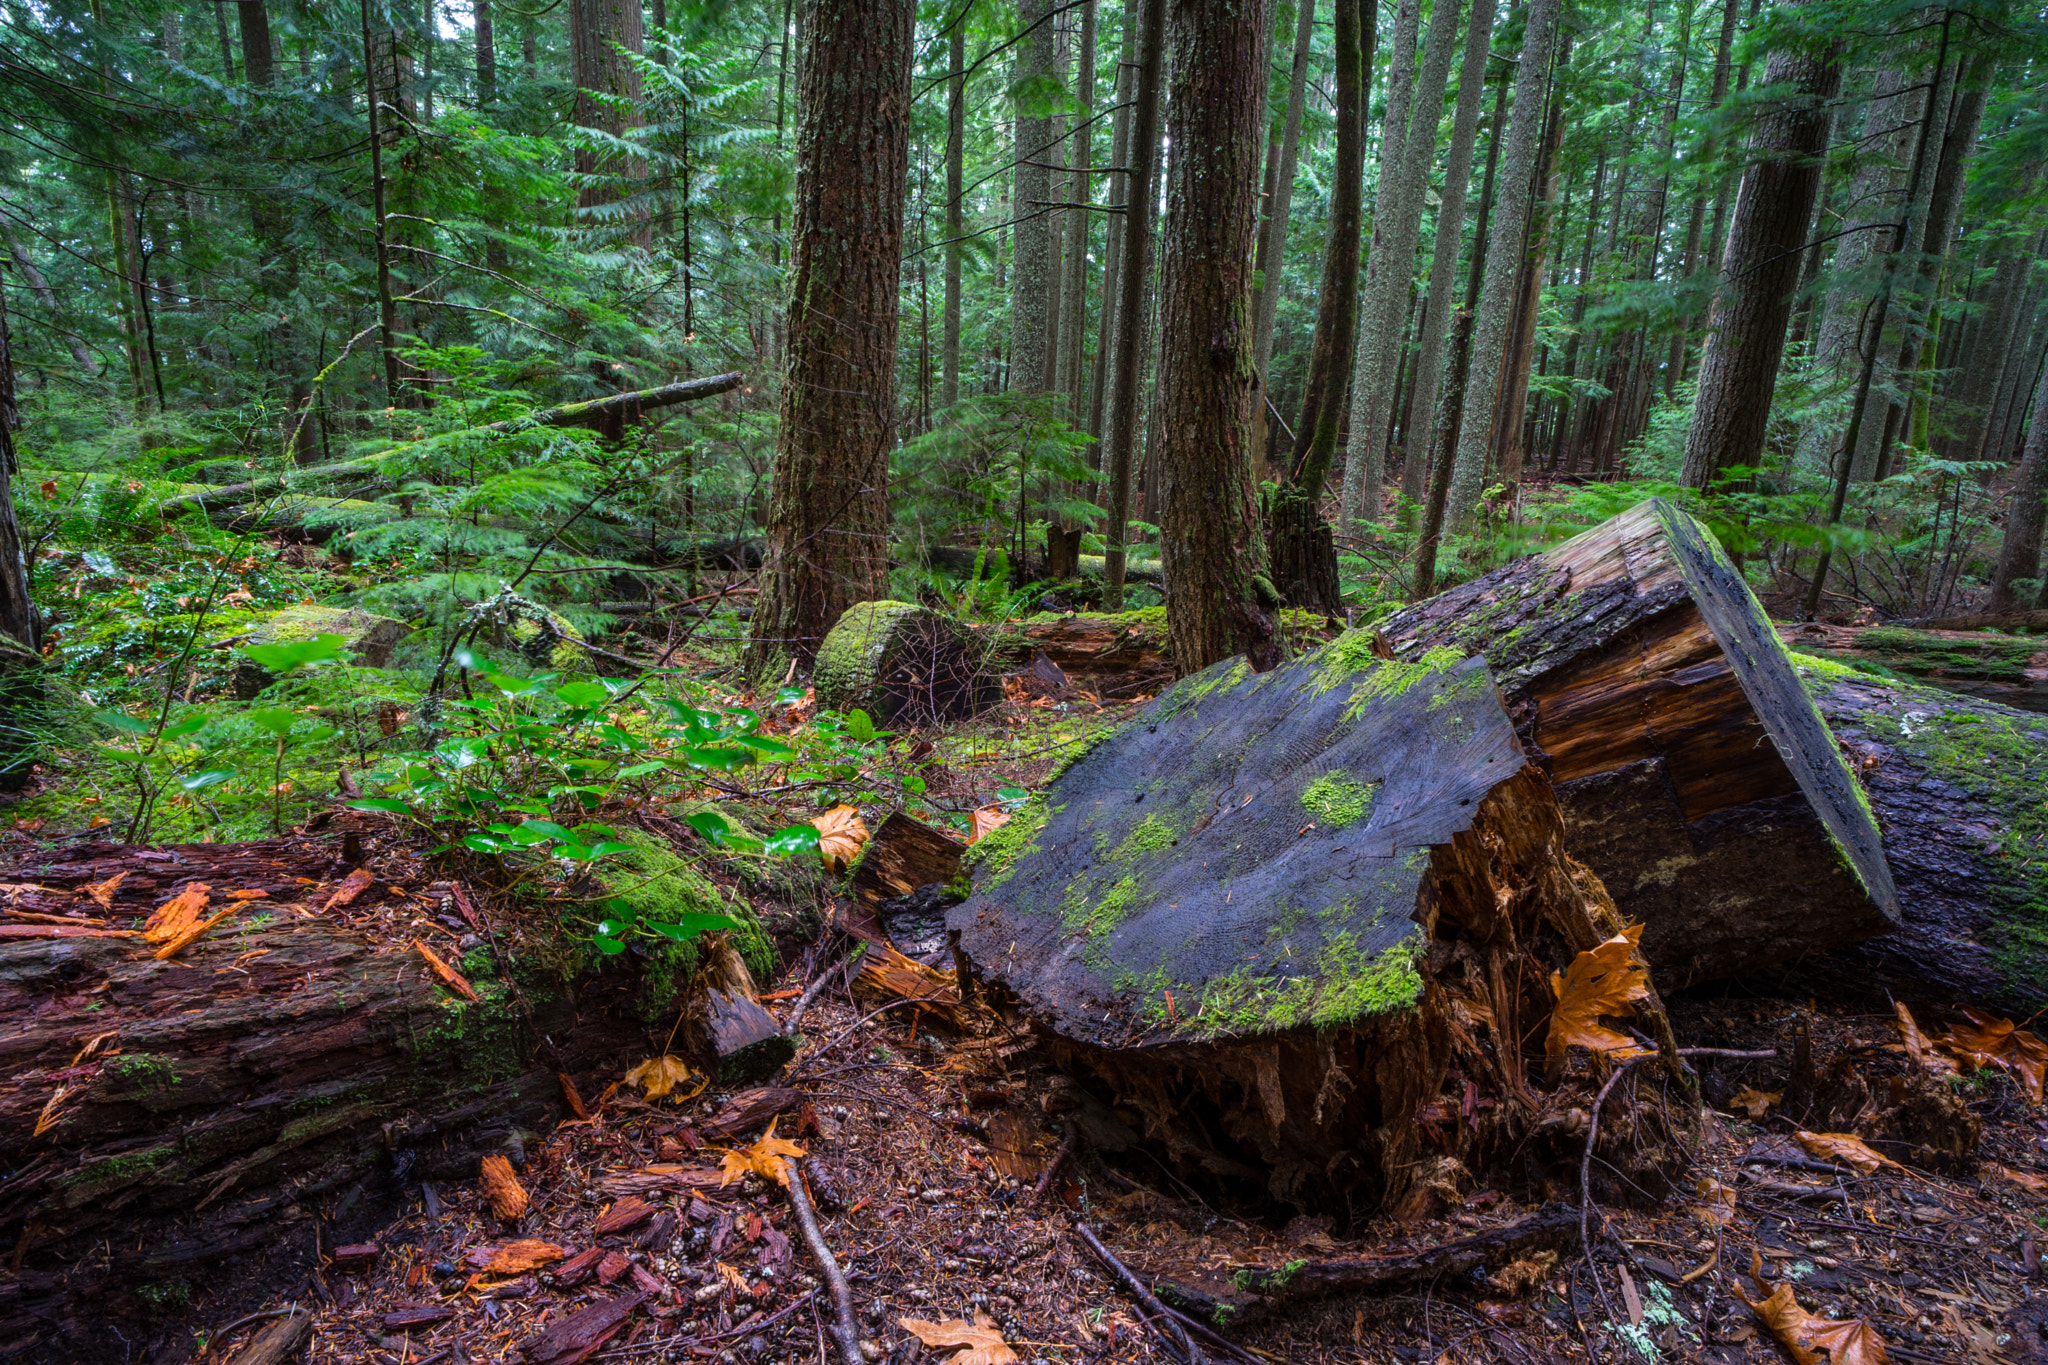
<box><xmin>950</xmin><ymin>639</ymin><xmax>1670</xmax><ymax>1212</ymax></box>
<box><xmin>1782</xmin><ymin>620</ymin><xmax>2048</xmax><ymax>713</ymax></box>
<box><xmin>1795</xmin><ymin>654</ymin><xmax>2048</xmax><ymax>1012</ymax></box>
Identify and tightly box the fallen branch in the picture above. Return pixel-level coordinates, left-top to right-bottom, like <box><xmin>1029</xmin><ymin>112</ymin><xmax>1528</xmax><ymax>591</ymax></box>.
<box><xmin>783</xmin><ymin>938</ymin><xmax>851</xmax><ymax>1037</ymax></box>
<box><xmin>788</xmin><ymin>1157</ymin><xmax>863</xmax><ymax>1365</ymax></box>
<box><xmin>1030</xmin><ymin>1127</ymin><xmax>1078</xmax><ymax>1206</ymax></box>
<box><xmin>158</xmin><ymin>372</ymin><xmax>745</xmax><ymax>518</ymax></box>
<box><xmin>1076</xmin><ymin>1222</ymin><xmax>1204</xmax><ymax>1365</ymax></box>
<box><xmin>1226</xmin><ymin>1204</ymin><xmax>1583</xmax><ymax>1306</ymax></box>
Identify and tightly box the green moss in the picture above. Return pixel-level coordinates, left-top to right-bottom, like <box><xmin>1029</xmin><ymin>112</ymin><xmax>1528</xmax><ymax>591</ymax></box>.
<box><xmin>598</xmin><ymin>829</ymin><xmax>773</xmax><ymax>994</ymax></box>
<box><xmin>1161</xmin><ymin>934</ymin><xmax>1425</xmax><ymax>1039</ymax></box>
<box><xmin>963</xmin><ymin>793</ymin><xmax>1050</xmax><ymax>890</ymax></box>
<box><xmin>1111</xmin><ymin>812</ymin><xmax>1184</xmax><ymax>860</ymax></box>
<box><xmin>1299</xmin><ymin>772</ymin><xmax>1378</xmax><ymax>828</ymax></box>
<box><xmin>813</xmin><ymin>600</ymin><xmax>927</xmax><ymax>714</ymax></box>
<box><xmin>61</xmin><ymin>1144</ymin><xmax>180</xmax><ymax>1195</ymax></box>
<box><xmin>1853</xmin><ymin>626</ymin><xmax>2039</xmax><ymax>683</ymax></box>
<box><xmin>110</xmin><ymin>1053</ymin><xmax>181</xmax><ymax>1093</ymax></box>
<box><xmin>506</xmin><ymin>610</ymin><xmax>588</xmax><ymax>673</ymax></box>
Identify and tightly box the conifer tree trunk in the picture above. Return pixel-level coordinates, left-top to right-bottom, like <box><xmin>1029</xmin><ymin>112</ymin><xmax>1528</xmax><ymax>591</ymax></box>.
<box><xmin>1440</xmin><ymin>0</ymin><xmax>1558</xmax><ymax>532</ymax></box>
<box><xmin>941</xmin><ymin>20</ymin><xmax>966</xmax><ymax>408</ymax></box>
<box><xmin>748</xmin><ymin>0</ymin><xmax>912</xmax><ymax>678</ymax></box>
<box><xmin>569</xmin><ymin>0</ymin><xmax>648</xmax><ymax>242</ymax></box>
<box><xmin>1155</xmin><ymin>0</ymin><xmax>1279</xmax><ymax>667</ymax></box>
<box><xmin>1056</xmin><ymin>0</ymin><xmax>1095</xmax><ymax>425</ymax></box>
<box><xmin>1679</xmin><ymin>35</ymin><xmax>1840</xmax><ymax>491</ymax></box>
<box><xmin>1342</xmin><ymin>0</ymin><xmax>1464</xmax><ymax>526</ymax></box>
<box><xmin>1010</xmin><ymin>0</ymin><xmax>1056</xmax><ymax>396</ymax></box>
<box><xmin>1990</xmin><ymin>371</ymin><xmax>2048</xmax><ymax>612</ymax></box>
<box><xmin>1664</xmin><ymin>0</ymin><xmax>1740</xmax><ymax>394</ymax></box>
<box><xmin>1250</xmin><ymin>0</ymin><xmax>1315</xmax><ymax>403</ymax></box>
<box><xmin>0</xmin><ymin>276</ymin><xmax>42</xmax><ymax>788</ymax></box>
<box><xmin>1101</xmin><ymin>0</ymin><xmax>1163</xmax><ymax>607</ymax></box>
<box><xmin>475</xmin><ymin>0</ymin><xmax>496</xmax><ymax>102</ymax></box>
<box><xmin>1267</xmin><ymin>0</ymin><xmax>1364</xmax><ymax>610</ymax></box>
<box><xmin>1400</xmin><ymin>0</ymin><xmax>1494</xmax><ymax>512</ymax></box>
<box><xmin>1494</xmin><ymin>96</ymin><xmax>1562</xmax><ymax>491</ymax></box>
<box><xmin>1085</xmin><ymin>2</ymin><xmax>1135</xmax><ymax>458</ymax></box>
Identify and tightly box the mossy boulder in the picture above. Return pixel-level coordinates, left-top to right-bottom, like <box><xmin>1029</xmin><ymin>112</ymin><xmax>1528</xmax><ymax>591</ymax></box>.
<box><xmin>231</xmin><ymin>605</ymin><xmax>412</xmax><ymax>699</ymax></box>
<box><xmin>814</xmin><ymin>600</ymin><xmax>999</xmax><ymax>725</ymax></box>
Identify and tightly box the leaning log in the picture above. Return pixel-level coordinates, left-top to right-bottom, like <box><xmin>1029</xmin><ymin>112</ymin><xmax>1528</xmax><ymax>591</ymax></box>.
<box><xmin>950</xmin><ymin>644</ymin><xmax>1673</xmax><ymax>1211</ymax></box>
<box><xmin>1378</xmin><ymin>498</ymin><xmax>1897</xmax><ymax>984</ymax></box>
<box><xmin>158</xmin><ymin>372</ymin><xmax>745</xmax><ymax>518</ymax></box>
<box><xmin>1795</xmin><ymin>653</ymin><xmax>2048</xmax><ymax>1012</ymax></box>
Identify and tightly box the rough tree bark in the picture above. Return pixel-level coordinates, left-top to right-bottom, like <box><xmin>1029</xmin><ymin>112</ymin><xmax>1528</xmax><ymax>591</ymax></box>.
<box><xmin>1678</xmin><ymin>34</ymin><xmax>1841</xmax><ymax>490</ymax></box>
<box><xmin>748</xmin><ymin>0</ymin><xmax>911</xmax><ymax>678</ymax></box>
<box><xmin>1382</xmin><ymin>499</ymin><xmax>1898</xmax><ymax>984</ymax></box>
<box><xmin>1268</xmin><ymin>0</ymin><xmax>1364</xmax><ymax>612</ymax></box>
<box><xmin>569</xmin><ymin>0</ymin><xmax>649</xmax><ymax>242</ymax></box>
<box><xmin>1399</xmin><ymin>0</ymin><xmax>1495</xmax><ymax>513</ymax></box>
<box><xmin>1988</xmin><ymin>363</ymin><xmax>2048</xmax><ymax>611</ymax></box>
<box><xmin>1154</xmin><ymin>0</ymin><xmax>1279</xmax><ymax>669</ymax></box>
<box><xmin>941</xmin><ymin>21</ymin><xmax>966</xmax><ymax>408</ymax></box>
<box><xmin>1250</xmin><ymin>0</ymin><xmax>1316</xmax><ymax>401</ymax></box>
<box><xmin>1009</xmin><ymin>0</ymin><xmax>1057</xmax><ymax>397</ymax></box>
<box><xmin>0</xmin><ymin>275</ymin><xmax>41</xmax><ymax>788</ymax></box>
<box><xmin>1440</xmin><ymin>0</ymin><xmax>1558</xmax><ymax>532</ymax></box>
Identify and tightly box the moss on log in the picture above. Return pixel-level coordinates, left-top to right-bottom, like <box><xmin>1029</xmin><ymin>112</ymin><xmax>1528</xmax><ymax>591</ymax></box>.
<box><xmin>813</xmin><ymin>601</ymin><xmax>999</xmax><ymax>725</ymax></box>
<box><xmin>1379</xmin><ymin>498</ymin><xmax>1897</xmax><ymax>985</ymax></box>
<box><xmin>1783</xmin><ymin>620</ymin><xmax>2048</xmax><ymax>713</ymax></box>
<box><xmin>951</xmin><ymin>642</ymin><xmax>1646</xmax><ymax>1211</ymax></box>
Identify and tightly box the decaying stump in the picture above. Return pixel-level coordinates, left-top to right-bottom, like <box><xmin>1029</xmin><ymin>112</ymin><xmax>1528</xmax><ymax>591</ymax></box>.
<box><xmin>950</xmin><ymin>643</ymin><xmax>1666</xmax><ymax>1211</ymax></box>
<box><xmin>685</xmin><ymin>933</ymin><xmax>796</xmax><ymax>1082</ymax></box>
<box><xmin>814</xmin><ymin>602</ymin><xmax>1000</xmax><ymax>725</ymax></box>
<box><xmin>1795</xmin><ymin>655</ymin><xmax>2048</xmax><ymax>1011</ymax></box>
<box><xmin>1379</xmin><ymin>498</ymin><xmax>1897</xmax><ymax>984</ymax></box>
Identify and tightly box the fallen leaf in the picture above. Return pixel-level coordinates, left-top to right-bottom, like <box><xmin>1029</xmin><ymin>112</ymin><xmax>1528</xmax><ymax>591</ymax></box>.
<box><xmin>78</xmin><ymin>871</ymin><xmax>127</xmax><ymax>909</ymax></box>
<box><xmin>899</xmin><ymin>1310</ymin><xmax>1021</xmax><ymax>1365</ymax></box>
<box><xmin>969</xmin><ymin>806</ymin><xmax>1012</xmax><ymax>846</ymax></box>
<box><xmin>1995</xmin><ymin>1164</ymin><xmax>2048</xmax><ymax>1193</ymax></box>
<box><xmin>810</xmin><ymin>804</ymin><xmax>869</xmax><ymax>874</ymax></box>
<box><xmin>143</xmin><ymin>883</ymin><xmax>212</xmax><ymax>944</ymax></box>
<box><xmin>1729</xmin><ymin>1087</ymin><xmax>1782</xmax><ymax>1119</ymax></box>
<box><xmin>560</xmin><ymin>1071</ymin><xmax>590</xmax><ymax>1120</ymax></box>
<box><xmin>1935</xmin><ymin>1009</ymin><xmax>2048</xmax><ymax>1104</ymax></box>
<box><xmin>1893</xmin><ymin>1003</ymin><xmax>1958</xmax><ymax>1076</ymax></box>
<box><xmin>1738</xmin><ymin>1251</ymin><xmax>1891</xmax><ymax>1365</ymax></box>
<box><xmin>623</xmin><ymin>1055</ymin><xmax>705</xmax><ymax>1103</ymax></box>
<box><xmin>1545</xmin><ymin>926</ymin><xmax>1652</xmax><ymax>1058</ymax></box>
<box><xmin>414</xmin><ymin>940</ymin><xmax>481</xmax><ymax>1001</ymax></box>
<box><xmin>1695</xmin><ymin>1176</ymin><xmax>1738</xmax><ymax>1226</ymax></box>
<box><xmin>323</xmin><ymin>867</ymin><xmax>376</xmax><ymax>911</ymax></box>
<box><xmin>1794</xmin><ymin>1131</ymin><xmax>1903</xmax><ymax>1175</ymax></box>
<box><xmin>481</xmin><ymin>1153</ymin><xmax>529</xmax><ymax>1220</ymax></box>
<box><xmin>718</xmin><ymin>1117</ymin><xmax>806</xmax><ymax>1188</ymax></box>
<box><xmin>485</xmin><ymin>1239</ymin><xmax>568</xmax><ymax>1274</ymax></box>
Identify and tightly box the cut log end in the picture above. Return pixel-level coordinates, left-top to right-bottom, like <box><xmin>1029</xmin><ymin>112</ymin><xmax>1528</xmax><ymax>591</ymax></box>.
<box><xmin>686</xmin><ymin>934</ymin><xmax>797</xmax><ymax>1084</ymax></box>
<box><xmin>814</xmin><ymin>601</ymin><xmax>1000</xmax><ymax>727</ymax></box>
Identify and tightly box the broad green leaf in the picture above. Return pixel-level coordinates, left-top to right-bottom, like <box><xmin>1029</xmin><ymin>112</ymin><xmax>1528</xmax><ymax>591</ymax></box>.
<box><xmin>845</xmin><ymin>709</ymin><xmax>875</xmax><ymax>741</ymax></box>
<box><xmin>241</xmin><ymin>634</ymin><xmax>347</xmax><ymax>673</ymax></box>
<box><xmin>555</xmin><ymin>680</ymin><xmax>610</xmax><ymax>707</ymax></box>
<box><xmin>246</xmin><ymin>708</ymin><xmax>298</xmax><ymax>737</ymax></box>
<box><xmin>181</xmin><ymin>769</ymin><xmax>235</xmax><ymax>791</ymax></box>
<box><xmin>95</xmin><ymin>710</ymin><xmax>152</xmax><ymax>736</ymax></box>
<box><xmin>160</xmin><ymin>715</ymin><xmax>210</xmax><ymax>739</ymax></box>
<box><xmin>685</xmin><ymin>810</ymin><xmax>734</xmax><ymax>845</ymax></box>
<box><xmin>349</xmin><ymin>797</ymin><xmax>414</xmax><ymax>813</ymax></box>
<box><xmin>764</xmin><ymin>824</ymin><xmax>822</xmax><ymax>856</ymax></box>
<box><xmin>733</xmin><ymin>734</ymin><xmax>796</xmax><ymax>759</ymax></box>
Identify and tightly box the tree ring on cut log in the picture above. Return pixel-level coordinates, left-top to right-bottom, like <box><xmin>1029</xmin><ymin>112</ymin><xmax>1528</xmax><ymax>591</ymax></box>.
<box><xmin>814</xmin><ymin>601</ymin><xmax>1000</xmax><ymax>726</ymax></box>
<box><xmin>950</xmin><ymin>644</ymin><xmax>1641</xmax><ymax>1211</ymax></box>
<box><xmin>1379</xmin><ymin>498</ymin><xmax>1897</xmax><ymax>984</ymax></box>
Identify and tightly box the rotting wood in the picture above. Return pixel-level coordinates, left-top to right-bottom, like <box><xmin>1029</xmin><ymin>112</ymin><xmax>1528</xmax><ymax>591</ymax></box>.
<box><xmin>224</xmin><ymin>1309</ymin><xmax>313</xmax><ymax>1365</ymax></box>
<box><xmin>685</xmin><ymin>934</ymin><xmax>796</xmax><ymax>1084</ymax></box>
<box><xmin>1379</xmin><ymin>498</ymin><xmax>1898</xmax><ymax>984</ymax></box>
<box><xmin>951</xmin><ymin>643</ymin><xmax>1685</xmax><ymax>1212</ymax></box>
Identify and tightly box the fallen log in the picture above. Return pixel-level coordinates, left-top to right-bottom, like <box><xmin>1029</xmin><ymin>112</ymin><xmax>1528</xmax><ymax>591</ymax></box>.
<box><xmin>157</xmin><ymin>372</ymin><xmax>745</xmax><ymax>519</ymax></box>
<box><xmin>975</xmin><ymin>609</ymin><xmax>1175</xmax><ymax>697</ymax></box>
<box><xmin>1378</xmin><ymin>498</ymin><xmax>1897</xmax><ymax>985</ymax></box>
<box><xmin>950</xmin><ymin>643</ymin><xmax>1680</xmax><ymax>1211</ymax></box>
<box><xmin>1782</xmin><ymin>619</ymin><xmax>2048</xmax><ymax>713</ymax></box>
<box><xmin>1794</xmin><ymin>653</ymin><xmax>2048</xmax><ymax>1012</ymax></box>
<box><xmin>0</xmin><ymin>833</ymin><xmax>647</xmax><ymax>1359</ymax></box>
<box><xmin>814</xmin><ymin>601</ymin><xmax>1000</xmax><ymax>726</ymax></box>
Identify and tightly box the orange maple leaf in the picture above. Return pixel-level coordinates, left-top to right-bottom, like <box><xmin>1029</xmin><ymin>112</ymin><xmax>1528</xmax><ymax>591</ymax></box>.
<box><xmin>810</xmin><ymin>805</ymin><xmax>869</xmax><ymax>874</ymax></box>
<box><xmin>1794</xmin><ymin>1131</ymin><xmax>1903</xmax><ymax>1176</ymax></box>
<box><xmin>1934</xmin><ymin>1009</ymin><xmax>2047</xmax><ymax>1104</ymax></box>
<box><xmin>718</xmin><ymin>1117</ymin><xmax>806</xmax><ymax>1188</ymax></box>
<box><xmin>1738</xmin><ymin>1250</ymin><xmax>1891</xmax><ymax>1364</ymax></box>
<box><xmin>1545</xmin><ymin>927</ymin><xmax>1652</xmax><ymax>1058</ymax></box>
<box><xmin>899</xmin><ymin>1310</ymin><xmax>1021</xmax><ymax>1365</ymax></box>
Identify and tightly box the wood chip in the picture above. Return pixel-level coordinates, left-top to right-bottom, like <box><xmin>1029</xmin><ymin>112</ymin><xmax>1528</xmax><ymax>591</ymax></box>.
<box><xmin>485</xmin><ymin>1239</ymin><xmax>569</xmax><ymax>1274</ymax></box>
<box><xmin>595</xmin><ymin>1250</ymin><xmax>632</xmax><ymax>1286</ymax></box>
<box><xmin>481</xmin><ymin>1154</ymin><xmax>529</xmax><ymax>1220</ymax></box>
<box><xmin>559</xmin><ymin>1071</ymin><xmax>590</xmax><ymax>1119</ymax></box>
<box><xmin>143</xmin><ymin>883</ymin><xmax>211</xmax><ymax>944</ymax></box>
<box><xmin>382</xmin><ymin>1304</ymin><xmax>456</xmax><ymax>1329</ymax></box>
<box><xmin>0</xmin><ymin>925</ymin><xmax>138</xmax><ymax>939</ymax></box>
<box><xmin>323</xmin><ymin>866</ymin><xmax>375</xmax><ymax>910</ymax></box>
<box><xmin>413</xmin><ymin>939</ymin><xmax>481</xmax><ymax>1000</ymax></box>
<box><xmin>78</xmin><ymin>871</ymin><xmax>127</xmax><ymax>909</ymax></box>
<box><xmin>551</xmin><ymin>1248</ymin><xmax>605</xmax><ymax>1287</ymax></box>
<box><xmin>153</xmin><ymin>905</ymin><xmax>237</xmax><ymax>960</ymax></box>
<box><xmin>593</xmin><ymin>1196</ymin><xmax>656</xmax><ymax>1236</ymax></box>
<box><xmin>331</xmin><ymin>1242</ymin><xmax>381</xmax><ymax>1272</ymax></box>
<box><xmin>519</xmin><ymin>1290</ymin><xmax>644</xmax><ymax>1365</ymax></box>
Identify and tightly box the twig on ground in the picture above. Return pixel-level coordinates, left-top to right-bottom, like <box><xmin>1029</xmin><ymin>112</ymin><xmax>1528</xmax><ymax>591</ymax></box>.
<box><xmin>591</xmin><ymin>1291</ymin><xmax>817</xmax><ymax>1359</ymax></box>
<box><xmin>784</xmin><ymin>938</ymin><xmax>852</xmax><ymax>1036</ymax></box>
<box><xmin>1076</xmin><ymin>1222</ymin><xmax>1204</xmax><ymax>1365</ymax></box>
<box><xmin>1030</xmin><ymin>1127</ymin><xmax>1078</xmax><ymax>1206</ymax></box>
<box><xmin>788</xmin><ymin>1158</ymin><xmax>864</xmax><ymax>1365</ymax></box>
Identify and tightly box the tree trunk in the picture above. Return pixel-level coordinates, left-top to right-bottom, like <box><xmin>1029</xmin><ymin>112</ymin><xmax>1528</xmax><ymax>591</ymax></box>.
<box><xmin>475</xmin><ymin>0</ymin><xmax>496</xmax><ymax>102</ymax></box>
<box><xmin>1988</xmin><ymin>365</ymin><xmax>2048</xmax><ymax>612</ymax></box>
<box><xmin>0</xmin><ymin>275</ymin><xmax>41</xmax><ymax>788</ymax></box>
<box><xmin>1250</xmin><ymin>0</ymin><xmax>1316</xmax><ymax>404</ymax></box>
<box><xmin>1056</xmin><ymin>0</ymin><xmax>1097</xmax><ymax>438</ymax></box>
<box><xmin>1800</xmin><ymin>660</ymin><xmax>2048</xmax><ymax>1013</ymax></box>
<box><xmin>1268</xmin><ymin>0</ymin><xmax>1364</xmax><ymax>612</ymax></box>
<box><xmin>1342</xmin><ymin>0</ymin><xmax>1463</xmax><ymax>527</ymax></box>
<box><xmin>1100</xmin><ymin>0</ymin><xmax>1164</xmax><ymax>608</ymax></box>
<box><xmin>1678</xmin><ymin>36</ymin><xmax>1841</xmax><ymax>490</ymax></box>
<box><xmin>940</xmin><ymin>22</ymin><xmax>966</xmax><ymax>409</ymax></box>
<box><xmin>1399</xmin><ymin>0</ymin><xmax>1495</xmax><ymax>512</ymax></box>
<box><xmin>1155</xmin><ymin>0</ymin><xmax>1278</xmax><ymax>668</ymax></box>
<box><xmin>748</xmin><ymin>0</ymin><xmax>912</xmax><ymax>678</ymax></box>
<box><xmin>1009</xmin><ymin>0</ymin><xmax>1057</xmax><ymax>397</ymax></box>
<box><xmin>568</xmin><ymin>0</ymin><xmax>648</xmax><ymax>242</ymax></box>
<box><xmin>1382</xmin><ymin>498</ymin><xmax>1898</xmax><ymax>984</ymax></box>
<box><xmin>951</xmin><ymin>641</ymin><xmax>1680</xmax><ymax>1213</ymax></box>
<box><xmin>1440</xmin><ymin>0</ymin><xmax>1558</xmax><ymax>533</ymax></box>
<box><xmin>4</xmin><ymin>236</ymin><xmax>98</xmax><ymax>377</ymax></box>
<box><xmin>1493</xmin><ymin>96</ymin><xmax>1562</xmax><ymax>492</ymax></box>
<box><xmin>1663</xmin><ymin>0</ymin><xmax>1741</xmax><ymax>395</ymax></box>
<box><xmin>1085</xmin><ymin>1</ymin><xmax>1135</xmax><ymax>461</ymax></box>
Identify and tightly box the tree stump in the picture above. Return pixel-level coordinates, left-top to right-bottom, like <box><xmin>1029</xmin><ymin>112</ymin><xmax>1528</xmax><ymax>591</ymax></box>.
<box><xmin>950</xmin><ymin>644</ymin><xmax>1648</xmax><ymax>1211</ymax></box>
<box><xmin>1378</xmin><ymin>498</ymin><xmax>1897</xmax><ymax>984</ymax></box>
<box><xmin>814</xmin><ymin>602</ymin><xmax>999</xmax><ymax>725</ymax></box>
<box><xmin>1796</xmin><ymin>654</ymin><xmax>2048</xmax><ymax>1012</ymax></box>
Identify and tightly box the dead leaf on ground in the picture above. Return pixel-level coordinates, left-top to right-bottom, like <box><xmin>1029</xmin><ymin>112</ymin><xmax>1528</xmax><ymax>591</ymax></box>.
<box><xmin>623</xmin><ymin>1054</ymin><xmax>706</xmax><ymax>1103</ymax></box>
<box><xmin>810</xmin><ymin>804</ymin><xmax>869</xmax><ymax>874</ymax></box>
<box><xmin>1893</xmin><ymin>1003</ymin><xmax>1957</xmax><ymax>1076</ymax></box>
<box><xmin>1795</xmin><ymin>1131</ymin><xmax>1904</xmax><ymax>1175</ymax></box>
<box><xmin>1994</xmin><ymin>1164</ymin><xmax>2048</xmax><ymax>1193</ymax></box>
<box><xmin>142</xmin><ymin>883</ymin><xmax>212</xmax><ymax>944</ymax></box>
<box><xmin>1546</xmin><ymin>926</ymin><xmax>1652</xmax><ymax>1058</ymax></box>
<box><xmin>718</xmin><ymin>1117</ymin><xmax>806</xmax><ymax>1188</ymax></box>
<box><xmin>559</xmin><ymin>1072</ymin><xmax>590</xmax><ymax>1120</ymax></box>
<box><xmin>899</xmin><ymin>1310</ymin><xmax>1021</xmax><ymax>1365</ymax></box>
<box><xmin>323</xmin><ymin>866</ymin><xmax>376</xmax><ymax>911</ymax></box>
<box><xmin>1739</xmin><ymin>1251</ymin><xmax>1891</xmax><ymax>1365</ymax></box>
<box><xmin>78</xmin><ymin>871</ymin><xmax>127</xmax><ymax>909</ymax></box>
<box><xmin>480</xmin><ymin>1153</ymin><xmax>529</xmax><ymax>1220</ymax></box>
<box><xmin>1729</xmin><ymin>1087</ymin><xmax>1783</xmax><ymax>1119</ymax></box>
<box><xmin>1935</xmin><ymin>1008</ymin><xmax>2048</xmax><ymax>1104</ymax></box>
<box><xmin>1695</xmin><ymin>1176</ymin><xmax>1738</xmax><ymax>1226</ymax></box>
<box><xmin>484</xmin><ymin>1239</ymin><xmax>567</xmax><ymax>1274</ymax></box>
<box><xmin>968</xmin><ymin>806</ymin><xmax>1012</xmax><ymax>846</ymax></box>
<box><xmin>413</xmin><ymin>940</ymin><xmax>481</xmax><ymax>1001</ymax></box>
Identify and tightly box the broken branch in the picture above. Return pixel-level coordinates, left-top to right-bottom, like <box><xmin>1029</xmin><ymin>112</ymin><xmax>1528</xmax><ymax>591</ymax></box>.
<box><xmin>788</xmin><ymin>1157</ymin><xmax>862</xmax><ymax>1365</ymax></box>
